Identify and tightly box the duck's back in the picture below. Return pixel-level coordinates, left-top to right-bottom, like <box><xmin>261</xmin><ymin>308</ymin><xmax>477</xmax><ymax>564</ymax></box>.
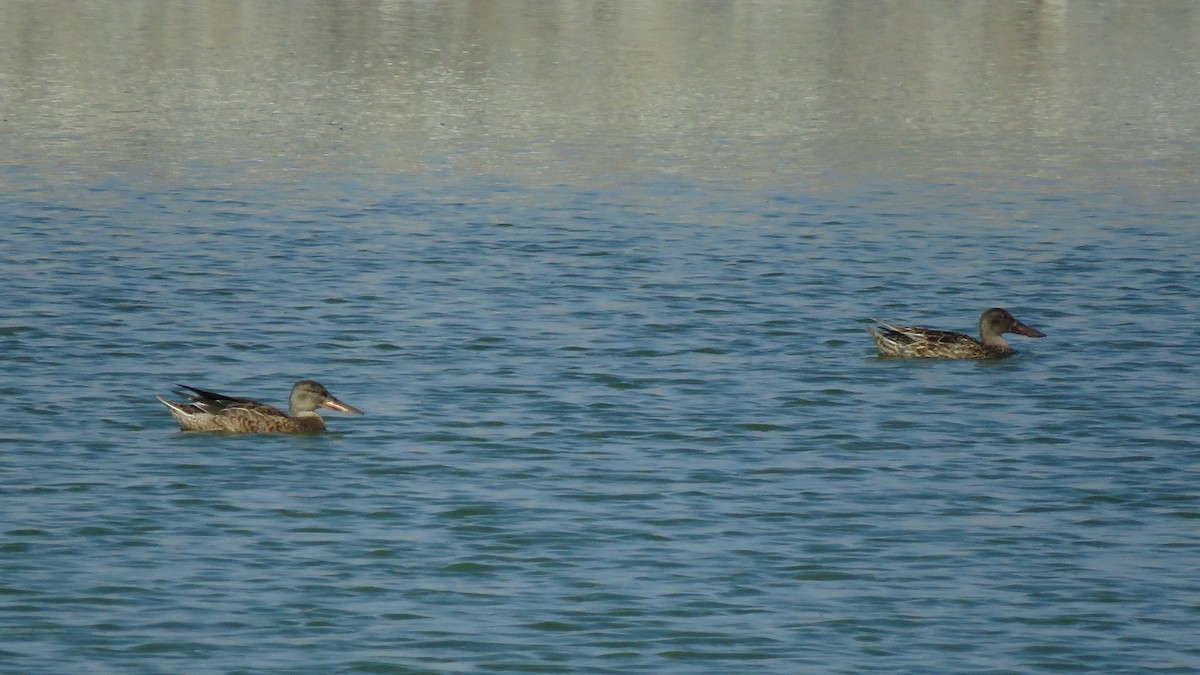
<box><xmin>869</xmin><ymin>322</ymin><xmax>1003</xmax><ymax>358</ymax></box>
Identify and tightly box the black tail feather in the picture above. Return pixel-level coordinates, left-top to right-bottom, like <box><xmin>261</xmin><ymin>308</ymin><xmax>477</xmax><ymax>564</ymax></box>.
<box><xmin>174</xmin><ymin>384</ymin><xmax>255</xmax><ymax>404</ymax></box>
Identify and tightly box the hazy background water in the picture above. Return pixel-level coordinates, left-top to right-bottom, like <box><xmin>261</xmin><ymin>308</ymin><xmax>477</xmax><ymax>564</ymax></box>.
<box><xmin>2</xmin><ymin>1</ymin><xmax>1199</xmax><ymax>672</ymax></box>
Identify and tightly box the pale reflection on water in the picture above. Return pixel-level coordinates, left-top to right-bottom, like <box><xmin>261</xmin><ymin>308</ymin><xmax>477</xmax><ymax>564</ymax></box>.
<box><xmin>2</xmin><ymin>1</ymin><xmax>1198</xmax><ymax>192</ymax></box>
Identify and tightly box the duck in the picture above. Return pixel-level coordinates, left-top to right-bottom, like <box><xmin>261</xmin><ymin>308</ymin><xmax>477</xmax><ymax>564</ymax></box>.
<box><xmin>157</xmin><ymin>379</ymin><xmax>363</xmax><ymax>433</ymax></box>
<box><xmin>867</xmin><ymin>307</ymin><xmax>1045</xmax><ymax>359</ymax></box>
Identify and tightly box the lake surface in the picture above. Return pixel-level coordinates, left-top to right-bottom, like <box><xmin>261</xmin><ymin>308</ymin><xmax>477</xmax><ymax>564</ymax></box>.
<box><xmin>2</xmin><ymin>1</ymin><xmax>1199</xmax><ymax>672</ymax></box>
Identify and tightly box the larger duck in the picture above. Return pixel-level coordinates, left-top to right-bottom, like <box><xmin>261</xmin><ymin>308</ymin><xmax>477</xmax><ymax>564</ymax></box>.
<box><xmin>158</xmin><ymin>380</ymin><xmax>363</xmax><ymax>433</ymax></box>
<box><xmin>868</xmin><ymin>307</ymin><xmax>1045</xmax><ymax>359</ymax></box>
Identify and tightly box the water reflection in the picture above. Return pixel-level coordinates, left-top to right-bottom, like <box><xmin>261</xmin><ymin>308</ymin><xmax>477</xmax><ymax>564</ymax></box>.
<box><xmin>1</xmin><ymin>1</ymin><xmax>1198</xmax><ymax>189</ymax></box>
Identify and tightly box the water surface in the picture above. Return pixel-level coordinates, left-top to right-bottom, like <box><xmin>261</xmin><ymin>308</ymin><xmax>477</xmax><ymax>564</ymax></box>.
<box><xmin>2</xmin><ymin>2</ymin><xmax>1199</xmax><ymax>672</ymax></box>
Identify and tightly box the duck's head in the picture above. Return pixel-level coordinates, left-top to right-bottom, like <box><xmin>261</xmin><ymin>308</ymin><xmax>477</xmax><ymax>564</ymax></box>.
<box><xmin>979</xmin><ymin>308</ymin><xmax>1046</xmax><ymax>343</ymax></box>
<box><xmin>289</xmin><ymin>380</ymin><xmax>364</xmax><ymax>416</ymax></box>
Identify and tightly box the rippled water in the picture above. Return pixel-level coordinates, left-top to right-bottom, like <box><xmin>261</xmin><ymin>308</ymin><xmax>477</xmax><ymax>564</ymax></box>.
<box><xmin>3</xmin><ymin>2</ymin><xmax>1200</xmax><ymax>673</ymax></box>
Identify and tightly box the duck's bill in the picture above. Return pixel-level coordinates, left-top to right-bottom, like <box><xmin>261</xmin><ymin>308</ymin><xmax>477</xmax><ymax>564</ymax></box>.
<box><xmin>323</xmin><ymin>398</ymin><xmax>364</xmax><ymax>415</ymax></box>
<box><xmin>1013</xmin><ymin>322</ymin><xmax>1046</xmax><ymax>338</ymax></box>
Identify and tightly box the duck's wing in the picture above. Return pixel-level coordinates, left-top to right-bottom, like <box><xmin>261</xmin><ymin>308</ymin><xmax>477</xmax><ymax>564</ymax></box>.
<box><xmin>174</xmin><ymin>385</ymin><xmax>287</xmax><ymax>417</ymax></box>
<box><xmin>869</xmin><ymin>320</ymin><xmax>975</xmax><ymax>346</ymax></box>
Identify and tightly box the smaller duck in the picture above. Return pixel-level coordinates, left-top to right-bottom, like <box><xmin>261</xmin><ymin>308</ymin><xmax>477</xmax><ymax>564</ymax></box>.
<box><xmin>868</xmin><ymin>307</ymin><xmax>1045</xmax><ymax>359</ymax></box>
<box><xmin>158</xmin><ymin>380</ymin><xmax>363</xmax><ymax>433</ymax></box>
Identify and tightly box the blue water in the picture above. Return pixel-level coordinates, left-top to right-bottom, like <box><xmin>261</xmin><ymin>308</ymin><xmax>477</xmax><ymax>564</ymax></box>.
<box><xmin>4</xmin><ymin>2</ymin><xmax>1200</xmax><ymax>673</ymax></box>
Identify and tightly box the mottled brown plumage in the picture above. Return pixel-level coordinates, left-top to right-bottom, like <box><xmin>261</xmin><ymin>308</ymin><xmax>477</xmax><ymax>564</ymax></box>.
<box><xmin>158</xmin><ymin>380</ymin><xmax>363</xmax><ymax>433</ymax></box>
<box><xmin>867</xmin><ymin>308</ymin><xmax>1045</xmax><ymax>359</ymax></box>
